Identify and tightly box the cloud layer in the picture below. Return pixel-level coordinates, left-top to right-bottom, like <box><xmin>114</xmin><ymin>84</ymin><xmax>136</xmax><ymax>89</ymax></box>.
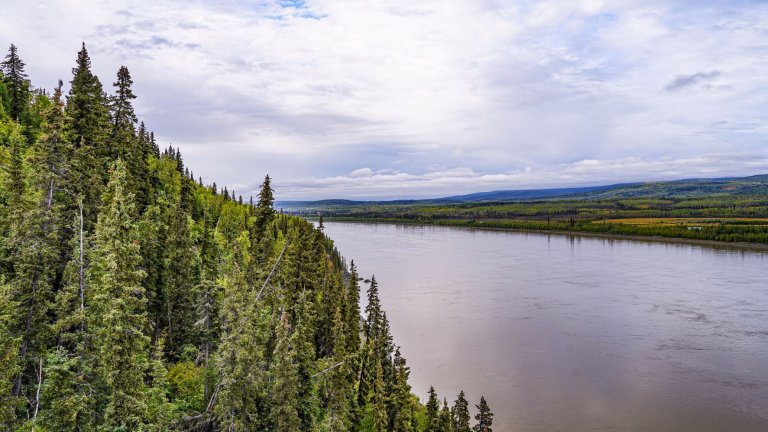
<box><xmin>2</xmin><ymin>0</ymin><xmax>767</xmax><ymax>199</ymax></box>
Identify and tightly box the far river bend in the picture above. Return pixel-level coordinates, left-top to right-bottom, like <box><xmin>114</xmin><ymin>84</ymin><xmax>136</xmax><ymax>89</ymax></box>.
<box><xmin>322</xmin><ymin>221</ymin><xmax>768</xmax><ymax>432</ymax></box>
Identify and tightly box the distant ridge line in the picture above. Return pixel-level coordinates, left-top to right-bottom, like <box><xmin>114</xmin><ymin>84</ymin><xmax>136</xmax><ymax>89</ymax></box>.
<box><xmin>277</xmin><ymin>173</ymin><xmax>768</xmax><ymax>209</ymax></box>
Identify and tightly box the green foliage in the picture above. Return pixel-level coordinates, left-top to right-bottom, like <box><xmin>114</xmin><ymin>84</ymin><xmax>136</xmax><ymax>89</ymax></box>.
<box><xmin>0</xmin><ymin>279</ymin><xmax>21</xmax><ymax>427</ymax></box>
<box><xmin>89</xmin><ymin>160</ymin><xmax>149</xmax><ymax>429</ymax></box>
<box><xmin>452</xmin><ymin>390</ymin><xmax>471</xmax><ymax>432</ymax></box>
<box><xmin>40</xmin><ymin>347</ymin><xmax>90</xmax><ymax>431</ymax></box>
<box><xmin>0</xmin><ymin>43</ymin><xmax>493</xmax><ymax>432</ymax></box>
<box><xmin>424</xmin><ymin>386</ymin><xmax>440</xmax><ymax>432</ymax></box>
<box><xmin>167</xmin><ymin>360</ymin><xmax>205</xmax><ymax>411</ymax></box>
<box><xmin>438</xmin><ymin>398</ymin><xmax>453</xmax><ymax>432</ymax></box>
<box><xmin>1</xmin><ymin>44</ymin><xmax>30</xmax><ymax>121</ymax></box>
<box><xmin>213</xmin><ymin>232</ymin><xmax>267</xmax><ymax>430</ymax></box>
<box><xmin>269</xmin><ymin>313</ymin><xmax>302</xmax><ymax>432</ymax></box>
<box><xmin>473</xmin><ymin>396</ymin><xmax>493</xmax><ymax>432</ymax></box>
<box><xmin>65</xmin><ymin>43</ymin><xmax>111</xmax><ymax>230</ymax></box>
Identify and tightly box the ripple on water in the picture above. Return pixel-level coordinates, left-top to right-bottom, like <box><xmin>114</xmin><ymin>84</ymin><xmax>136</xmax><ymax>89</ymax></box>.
<box><xmin>322</xmin><ymin>222</ymin><xmax>768</xmax><ymax>432</ymax></box>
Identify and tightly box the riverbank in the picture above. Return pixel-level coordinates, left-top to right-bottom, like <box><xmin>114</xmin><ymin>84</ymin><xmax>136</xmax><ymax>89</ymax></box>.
<box><xmin>319</xmin><ymin>217</ymin><xmax>768</xmax><ymax>252</ymax></box>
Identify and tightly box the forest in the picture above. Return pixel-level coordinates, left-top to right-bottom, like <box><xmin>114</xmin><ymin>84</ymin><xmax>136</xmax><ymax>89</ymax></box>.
<box><xmin>0</xmin><ymin>43</ymin><xmax>493</xmax><ymax>431</ymax></box>
<box><xmin>288</xmin><ymin>193</ymin><xmax>768</xmax><ymax>245</ymax></box>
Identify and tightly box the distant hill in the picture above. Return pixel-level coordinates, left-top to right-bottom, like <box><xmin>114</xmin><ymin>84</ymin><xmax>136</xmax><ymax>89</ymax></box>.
<box><xmin>438</xmin><ymin>184</ymin><xmax>624</xmax><ymax>202</ymax></box>
<box><xmin>277</xmin><ymin>174</ymin><xmax>768</xmax><ymax>210</ymax></box>
<box><xmin>569</xmin><ymin>175</ymin><xmax>768</xmax><ymax>199</ymax></box>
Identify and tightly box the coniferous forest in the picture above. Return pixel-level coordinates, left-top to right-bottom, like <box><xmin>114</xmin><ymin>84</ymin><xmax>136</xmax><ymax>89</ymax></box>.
<box><xmin>0</xmin><ymin>43</ymin><xmax>493</xmax><ymax>431</ymax></box>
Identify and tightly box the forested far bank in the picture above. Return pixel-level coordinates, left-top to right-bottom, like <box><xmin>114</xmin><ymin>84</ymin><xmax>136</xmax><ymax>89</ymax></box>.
<box><xmin>290</xmin><ymin>193</ymin><xmax>768</xmax><ymax>245</ymax></box>
<box><xmin>0</xmin><ymin>42</ymin><xmax>494</xmax><ymax>431</ymax></box>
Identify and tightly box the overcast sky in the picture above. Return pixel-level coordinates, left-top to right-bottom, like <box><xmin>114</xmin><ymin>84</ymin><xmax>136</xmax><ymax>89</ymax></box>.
<box><xmin>3</xmin><ymin>0</ymin><xmax>768</xmax><ymax>200</ymax></box>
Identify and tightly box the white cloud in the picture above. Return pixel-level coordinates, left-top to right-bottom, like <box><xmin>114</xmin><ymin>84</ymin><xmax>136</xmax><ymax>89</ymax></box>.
<box><xmin>349</xmin><ymin>167</ymin><xmax>373</xmax><ymax>177</ymax></box>
<box><xmin>273</xmin><ymin>153</ymin><xmax>768</xmax><ymax>200</ymax></box>
<box><xmin>2</xmin><ymin>0</ymin><xmax>767</xmax><ymax>199</ymax></box>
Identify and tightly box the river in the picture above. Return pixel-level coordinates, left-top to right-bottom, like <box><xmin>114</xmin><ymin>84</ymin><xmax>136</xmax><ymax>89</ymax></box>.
<box><xmin>322</xmin><ymin>221</ymin><xmax>768</xmax><ymax>431</ymax></box>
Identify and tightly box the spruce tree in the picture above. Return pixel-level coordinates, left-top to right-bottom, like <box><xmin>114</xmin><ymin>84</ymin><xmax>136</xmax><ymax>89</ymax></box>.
<box><xmin>6</xmin><ymin>125</ymin><xmax>56</xmax><ymax>414</ymax></box>
<box><xmin>88</xmin><ymin>160</ymin><xmax>149</xmax><ymax>429</ymax></box>
<box><xmin>214</xmin><ymin>232</ymin><xmax>266</xmax><ymax>430</ymax></box>
<box><xmin>424</xmin><ymin>386</ymin><xmax>440</xmax><ymax>432</ymax></box>
<box><xmin>109</xmin><ymin>65</ymin><xmax>150</xmax><ymax>210</ymax></box>
<box><xmin>365</xmin><ymin>275</ymin><xmax>382</xmax><ymax>340</ymax></box>
<box><xmin>319</xmin><ymin>306</ymin><xmax>353</xmax><ymax>432</ymax></box>
<box><xmin>0</xmin><ymin>279</ymin><xmax>21</xmax><ymax>427</ymax></box>
<box><xmin>145</xmin><ymin>338</ymin><xmax>173</xmax><ymax>430</ymax></box>
<box><xmin>452</xmin><ymin>390</ymin><xmax>471</xmax><ymax>432</ymax></box>
<box><xmin>42</xmin><ymin>215</ymin><xmax>92</xmax><ymax>432</ymax></box>
<box><xmin>40</xmin><ymin>346</ymin><xmax>90</xmax><ymax>431</ymax></box>
<box><xmin>370</xmin><ymin>353</ymin><xmax>388</xmax><ymax>432</ymax></box>
<box><xmin>163</xmin><ymin>209</ymin><xmax>197</xmax><ymax>357</ymax></box>
<box><xmin>1</xmin><ymin>44</ymin><xmax>29</xmax><ymax>121</ymax></box>
<box><xmin>473</xmin><ymin>396</ymin><xmax>493</xmax><ymax>432</ymax></box>
<box><xmin>64</xmin><ymin>43</ymin><xmax>110</xmax><ymax>229</ymax></box>
<box><xmin>438</xmin><ymin>398</ymin><xmax>453</xmax><ymax>432</ymax></box>
<box><xmin>254</xmin><ymin>174</ymin><xmax>275</xmax><ymax>236</ymax></box>
<box><xmin>270</xmin><ymin>312</ymin><xmax>302</xmax><ymax>432</ymax></box>
<box><xmin>292</xmin><ymin>289</ymin><xmax>320</xmax><ymax>431</ymax></box>
<box><xmin>344</xmin><ymin>260</ymin><xmax>361</xmax><ymax>354</ymax></box>
<box><xmin>358</xmin><ymin>275</ymin><xmax>383</xmax><ymax>406</ymax></box>
<box><xmin>32</xmin><ymin>80</ymin><xmax>68</xmax><ymax>214</ymax></box>
<box><xmin>389</xmin><ymin>347</ymin><xmax>414</xmax><ymax>432</ymax></box>
<box><xmin>109</xmin><ymin>66</ymin><xmax>137</xmax><ymax>158</ymax></box>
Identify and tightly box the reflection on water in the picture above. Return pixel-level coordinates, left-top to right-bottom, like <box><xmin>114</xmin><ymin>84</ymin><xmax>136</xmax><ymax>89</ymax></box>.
<box><xmin>322</xmin><ymin>222</ymin><xmax>768</xmax><ymax>432</ymax></box>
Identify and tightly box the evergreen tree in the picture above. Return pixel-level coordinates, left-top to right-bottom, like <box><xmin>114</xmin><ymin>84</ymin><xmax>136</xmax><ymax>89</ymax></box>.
<box><xmin>32</xmin><ymin>79</ymin><xmax>68</xmax><ymax>216</ymax></box>
<box><xmin>41</xmin><ymin>215</ymin><xmax>92</xmax><ymax>431</ymax></box>
<box><xmin>40</xmin><ymin>346</ymin><xmax>90</xmax><ymax>431</ymax></box>
<box><xmin>64</xmin><ymin>43</ymin><xmax>110</xmax><ymax>229</ymax></box>
<box><xmin>0</xmin><ymin>46</ymin><xmax>499</xmax><ymax>432</ymax></box>
<box><xmin>370</xmin><ymin>353</ymin><xmax>388</xmax><ymax>432</ymax></box>
<box><xmin>292</xmin><ymin>289</ymin><xmax>320</xmax><ymax>431</ymax></box>
<box><xmin>254</xmin><ymin>174</ymin><xmax>275</xmax><ymax>237</ymax></box>
<box><xmin>388</xmin><ymin>347</ymin><xmax>414</xmax><ymax>432</ymax></box>
<box><xmin>88</xmin><ymin>160</ymin><xmax>149</xmax><ymax>429</ymax></box>
<box><xmin>145</xmin><ymin>338</ymin><xmax>173</xmax><ymax>430</ymax></box>
<box><xmin>344</xmin><ymin>260</ymin><xmax>361</xmax><ymax>354</ymax></box>
<box><xmin>359</xmin><ymin>275</ymin><xmax>386</xmax><ymax>399</ymax></box>
<box><xmin>473</xmin><ymin>396</ymin><xmax>493</xmax><ymax>432</ymax></box>
<box><xmin>109</xmin><ymin>66</ymin><xmax>137</xmax><ymax>159</ymax></box>
<box><xmin>438</xmin><ymin>398</ymin><xmax>453</xmax><ymax>432</ymax></box>
<box><xmin>269</xmin><ymin>312</ymin><xmax>302</xmax><ymax>432</ymax></box>
<box><xmin>319</xmin><ymin>306</ymin><xmax>353</xmax><ymax>432</ymax></box>
<box><xmin>109</xmin><ymin>65</ymin><xmax>150</xmax><ymax>210</ymax></box>
<box><xmin>364</xmin><ymin>275</ymin><xmax>382</xmax><ymax>340</ymax></box>
<box><xmin>452</xmin><ymin>390</ymin><xmax>471</xmax><ymax>432</ymax></box>
<box><xmin>0</xmin><ymin>279</ymin><xmax>21</xmax><ymax>427</ymax></box>
<box><xmin>214</xmin><ymin>232</ymin><xmax>266</xmax><ymax>430</ymax></box>
<box><xmin>1</xmin><ymin>44</ymin><xmax>29</xmax><ymax>121</ymax></box>
<box><xmin>424</xmin><ymin>386</ymin><xmax>440</xmax><ymax>432</ymax></box>
<box><xmin>5</xmin><ymin>124</ymin><xmax>56</xmax><ymax>416</ymax></box>
<box><xmin>163</xmin><ymin>209</ymin><xmax>197</xmax><ymax>357</ymax></box>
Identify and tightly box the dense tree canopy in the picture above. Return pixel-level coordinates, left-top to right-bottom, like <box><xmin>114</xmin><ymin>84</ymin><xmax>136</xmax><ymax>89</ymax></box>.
<box><xmin>0</xmin><ymin>43</ymin><xmax>492</xmax><ymax>432</ymax></box>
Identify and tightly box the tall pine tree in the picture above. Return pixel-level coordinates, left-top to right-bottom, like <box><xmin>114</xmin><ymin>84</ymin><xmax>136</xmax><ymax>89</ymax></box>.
<box><xmin>473</xmin><ymin>396</ymin><xmax>493</xmax><ymax>432</ymax></box>
<box><xmin>64</xmin><ymin>43</ymin><xmax>110</xmax><ymax>229</ymax></box>
<box><xmin>452</xmin><ymin>390</ymin><xmax>471</xmax><ymax>432</ymax></box>
<box><xmin>109</xmin><ymin>65</ymin><xmax>150</xmax><ymax>211</ymax></box>
<box><xmin>424</xmin><ymin>386</ymin><xmax>440</xmax><ymax>432</ymax></box>
<box><xmin>0</xmin><ymin>44</ymin><xmax>29</xmax><ymax>121</ymax></box>
<box><xmin>88</xmin><ymin>159</ymin><xmax>149</xmax><ymax>429</ymax></box>
<box><xmin>269</xmin><ymin>312</ymin><xmax>302</xmax><ymax>432</ymax></box>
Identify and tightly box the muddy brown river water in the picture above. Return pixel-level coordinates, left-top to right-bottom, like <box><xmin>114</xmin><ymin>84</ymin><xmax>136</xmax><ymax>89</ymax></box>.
<box><xmin>322</xmin><ymin>221</ymin><xmax>768</xmax><ymax>431</ymax></box>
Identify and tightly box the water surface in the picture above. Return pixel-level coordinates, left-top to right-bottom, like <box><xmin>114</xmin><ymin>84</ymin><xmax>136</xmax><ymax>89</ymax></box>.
<box><xmin>323</xmin><ymin>221</ymin><xmax>768</xmax><ymax>432</ymax></box>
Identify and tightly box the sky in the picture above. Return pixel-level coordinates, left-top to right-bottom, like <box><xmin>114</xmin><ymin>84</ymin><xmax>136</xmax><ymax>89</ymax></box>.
<box><xmin>2</xmin><ymin>0</ymin><xmax>768</xmax><ymax>200</ymax></box>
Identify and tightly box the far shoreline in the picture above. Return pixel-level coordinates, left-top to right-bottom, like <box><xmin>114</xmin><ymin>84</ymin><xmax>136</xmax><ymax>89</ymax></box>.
<box><xmin>316</xmin><ymin>217</ymin><xmax>768</xmax><ymax>252</ymax></box>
